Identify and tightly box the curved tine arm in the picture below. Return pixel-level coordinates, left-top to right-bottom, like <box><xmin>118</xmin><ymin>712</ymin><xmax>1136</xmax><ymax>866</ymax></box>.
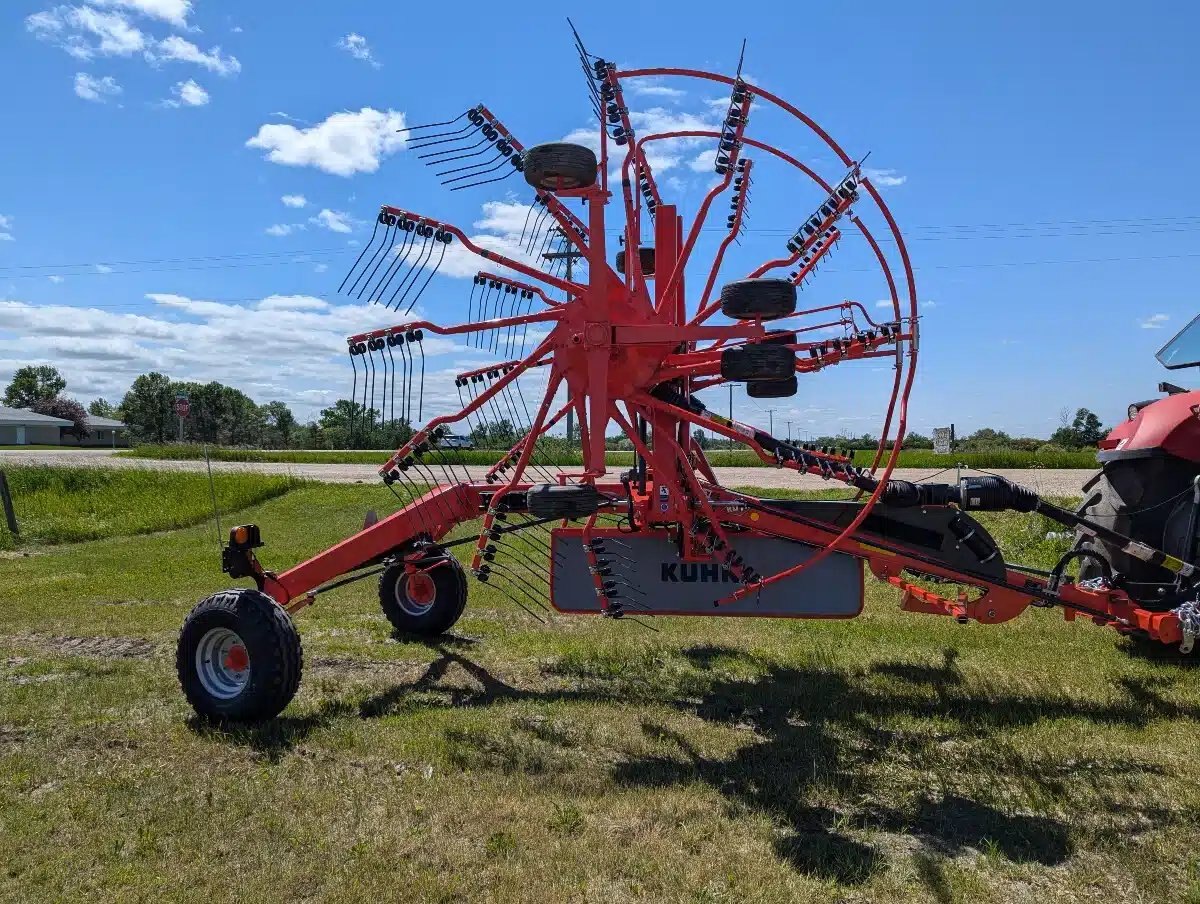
<box><xmin>347</xmin><ymin>307</ymin><xmax>561</xmax><ymax>344</ymax></box>
<box><xmin>380</xmin><ymin>207</ymin><xmax>583</xmax><ymax>297</ymax></box>
<box><xmin>476</xmin><ymin>271</ymin><xmax>562</xmax><ymax>307</ymax></box>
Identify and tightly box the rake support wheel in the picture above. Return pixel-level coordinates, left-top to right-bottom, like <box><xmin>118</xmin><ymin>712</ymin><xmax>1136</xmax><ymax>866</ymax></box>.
<box><xmin>177</xmin><ymin>589</ymin><xmax>302</xmax><ymax>722</ymax></box>
<box><xmin>747</xmin><ymin>376</ymin><xmax>798</xmax><ymax>398</ymax></box>
<box><xmin>379</xmin><ymin>554</ymin><xmax>468</xmax><ymax>636</ymax></box>
<box><xmin>527</xmin><ymin>483</ymin><xmax>601</xmax><ymax>519</ymax></box>
<box><xmin>523</xmin><ymin>143</ymin><xmax>598</xmax><ymax>191</ymax></box>
<box><xmin>615</xmin><ymin>246</ymin><xmax>656</xmax><ymax>276</ymax></box>
<box><xmin>719</xmin><ymin>278</ymin><xmax>797</xmax><ymax>321</ymax></box>
<box><xmin>721</xmin><ymin>344</ymin><xmax>797</xmax><ymax>381</ymax></box>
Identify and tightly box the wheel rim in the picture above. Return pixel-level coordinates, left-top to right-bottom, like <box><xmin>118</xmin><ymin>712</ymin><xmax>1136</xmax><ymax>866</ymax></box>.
<box><xmin>396</xmin><ymin>571</ymin><xmax>437</xmax><ymax>617</ymax></box>
<box><xmin>195</xmin><ymin>627</ymin><xmax>251</xmax><ymax>700</ymax></box>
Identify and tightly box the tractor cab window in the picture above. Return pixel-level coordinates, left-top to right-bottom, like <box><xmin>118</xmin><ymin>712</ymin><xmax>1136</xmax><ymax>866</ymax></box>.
<box><xmin>1156</xmin><ymin>314</ymin><xmax>1200</xmax><ymax>370</ymax></box>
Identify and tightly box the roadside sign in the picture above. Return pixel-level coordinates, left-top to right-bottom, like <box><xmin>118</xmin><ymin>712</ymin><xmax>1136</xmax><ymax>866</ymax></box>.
<box><xmin>933</xmin><ymin>425</ymin><xmax>954</xmax><ymax>455</ymax></box>
<box><xmin>175</xmin><ymin>395</ymin><xmax>191</xmax><ymax>419</ymax></box>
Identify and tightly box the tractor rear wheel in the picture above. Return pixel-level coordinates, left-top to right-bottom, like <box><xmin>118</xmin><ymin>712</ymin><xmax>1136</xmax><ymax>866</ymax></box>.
<box><xmin>719</xmin><ymin>278</ymin><xmax>797</xmax><ymax>321</ymax></box>
<box><xmin>747</xmin><ymin>376</ymin><xmax>798</xmax><ymax>398</ymax></box>
<box><xmin>177</xmin><ymin>589</ymin><xmax>302</xmax><ymax>722</ymax></box>
<box><xmin>721</xmin><ymin>344</ymin><xmax>796</xmax><ymax>381</ymax></box>
<box><xmin>523</xmin><ymin>143</ymin><xmax>598</xmax><ymax>191</ymax></box>
<box><xmin>379</xmin><ymin>554</ymin><xmax>468</xmax><ymax>636</ymax></box>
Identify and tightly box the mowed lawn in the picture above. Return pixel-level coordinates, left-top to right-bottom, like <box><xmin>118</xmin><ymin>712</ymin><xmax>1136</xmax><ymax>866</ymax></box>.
<box><xmin>1</xmin><ymin>478</ymin><xmax>1198</xmax><ymax>902</ymax></box>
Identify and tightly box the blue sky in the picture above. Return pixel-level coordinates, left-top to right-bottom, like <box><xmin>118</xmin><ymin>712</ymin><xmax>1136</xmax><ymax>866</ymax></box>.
<box><xmin>1</xmin><ymin>1</ymin><xmax>1197</xmax><ymax>440</ymax></box>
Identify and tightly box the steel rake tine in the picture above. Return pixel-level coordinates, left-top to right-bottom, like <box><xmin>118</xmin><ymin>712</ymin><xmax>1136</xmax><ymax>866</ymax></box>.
<box><xmin>340</xmin><ymin>217</ymin><xmax>380</xmax><ymax>293</ymax></box>
<box><xmin>347</xmin><ymin>219</ymin><xmax>393</xmax><ymax>297</ymax></box>
<box><xmin>440</xmin><ymin>154</ymin><xmax>508</xmax><ymax>184</ymax></box>
<box><xmin>354</xmin><ymin>221</ymin><xmax>398</xmax><ymax>299</ymax></box>
<box><xmin>371</xmin><ymin>224</ymin><xmax>417</xmax><ymax>303</ymax></box>
<box><xmin>386</xmin><ymin>341</ymin><xmax>397</xmax><ymax>432</ymax></box>
<box><xmin>417</xmin><ymin>133</ymin><xmax>488</xmax><ymax>160</ymax></box>
<box><xmin>408</xmin><ymin>122</ymin><xmax>481</xmax><ymax>151</ymax></box>
<box><xmin>397</xmin><ymin>109</ymin><xmax>468</xmax><ymax>134</ymax></box>
<box><xmin>448</xmin><ymin>167</ymin><xmax>519</xmax><ymax>192</ymax></box>
<box><xmin>348</xmin><ymin>348</ymin><xmax>359</xmax><ymax>444</ymax></box>
<box><xmin>402</xmin><ymin>239</ymin><xmax>447</xmax><ymax>315</ymax></box>
<box><xmin>379</xmin><ymin>341</ymin><xmax>390</xmax><ymax>430</ymax></box>
<box><xmin>388</xmin><ymin>234</ymin><xmax>436</xmax><ymax>310</ymax></box>
<box><xmin>400</xmin><ymin>337</ymin><xmax>413</xmax><ymax>428</ymax></box>
<box><xmin>517</xmin><ymin>198</ymin><xmax>539</xmax><ymax>247</ymax></box>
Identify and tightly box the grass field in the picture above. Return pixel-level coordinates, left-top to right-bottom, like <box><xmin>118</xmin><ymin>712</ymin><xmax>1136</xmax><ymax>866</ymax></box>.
<box><xmin>0</xmin><ymin>466</ymin><xmax>299</xmax><ymax>549</ymax></box>
<box><xmin>120</xmin><ymin>443</ymin><xmax>1102</xmax><ymax>470</ymax></box>
<box><xmin>0</xmin><ymin>474</ymin><xmax>1196</xmax><ymax>902</ymax></box>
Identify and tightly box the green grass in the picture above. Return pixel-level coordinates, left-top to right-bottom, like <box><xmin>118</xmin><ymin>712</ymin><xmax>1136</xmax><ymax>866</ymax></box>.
<box><xmin>120</xmin><ymin>443</ymin><xmax>1101</xmax><ymax>469</ymax></box>
<box><xmin>0</xmin><ymin>477</ymin><xmax>1195</xmax><ymax>901</ymax></box>
<box><xmin>0</xmin><ymin>465</ymin><xmax>301</xmax><ymax>549</ymax></box>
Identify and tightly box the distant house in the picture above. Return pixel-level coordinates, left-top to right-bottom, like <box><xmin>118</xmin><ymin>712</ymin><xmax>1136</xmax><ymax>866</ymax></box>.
<box><xmin>0</xmin><ymin>407</ymin><xmax>130</xmax><ymax>447</ymax></box>
<box><xmin>0</xmin><ymin>406</ymin><xmax>73</xmax><ymax>446</ymax></box>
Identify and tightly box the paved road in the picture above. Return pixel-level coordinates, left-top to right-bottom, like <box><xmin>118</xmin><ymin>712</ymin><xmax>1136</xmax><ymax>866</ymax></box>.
<box><xmin>0</xmin><ymin>447</ymin><xmax>1097</xmax><ymax>496</ymax></box>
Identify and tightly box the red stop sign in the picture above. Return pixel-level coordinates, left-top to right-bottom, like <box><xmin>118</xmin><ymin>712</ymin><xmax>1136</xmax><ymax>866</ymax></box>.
<box><xmin>175</xmin><ymin>398</ymin><xmax>190</xmax><ymax>419</ymax></box>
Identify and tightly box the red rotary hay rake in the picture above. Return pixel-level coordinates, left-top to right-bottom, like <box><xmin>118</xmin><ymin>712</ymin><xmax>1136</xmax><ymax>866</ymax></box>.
<box><xmin>177</xmin><ymin>34</ymin><xmax>1200</xmax><ymax>721</ymax></box>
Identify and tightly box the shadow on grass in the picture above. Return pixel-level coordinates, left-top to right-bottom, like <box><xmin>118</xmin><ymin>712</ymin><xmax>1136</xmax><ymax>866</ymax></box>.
<box><xmin>192</xmin><ymin>641</ymin><xmax>1194</xmax><ymax>886</ymax></box>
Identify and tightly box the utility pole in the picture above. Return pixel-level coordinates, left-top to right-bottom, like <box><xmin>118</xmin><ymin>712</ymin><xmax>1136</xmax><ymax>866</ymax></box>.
<box><xmin>767</xmin><ymin>408</ymin><xmax>775</xmax><ymax>436</ymax></box>
<box><xmin>787</xmin><ymin>420</ymin><xmax>792</xmax><ymax>442</ymax></box>
<box><xmin>544</xmin><ymin>228</ymin><xmax>583</xmax><ymax>442</ymax></box>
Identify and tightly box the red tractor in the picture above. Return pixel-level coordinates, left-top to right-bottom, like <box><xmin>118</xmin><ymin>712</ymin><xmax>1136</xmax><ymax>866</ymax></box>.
<box><xmin>174</xmin><ymin>37</ymin><xmax>1200</xmax><ymax>722</ymax></box>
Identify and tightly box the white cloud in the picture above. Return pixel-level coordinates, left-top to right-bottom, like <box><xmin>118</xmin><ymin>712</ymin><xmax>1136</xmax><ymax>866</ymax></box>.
<box><xmin>256</xmin><ymin>295</ymin><xmax>329</xmax><ymax>312</ymax></box>
<box><xmin>314</xmin><ymin>263</ymin><xmax>329</xmax><ymax>273</ymax></box>
<box><xmin>87</xmin><ymin>0</ymin><xmax>192</xmax><ymax>27</ymax></box>
<box><xmin>875</xmin><ymin>299</ymin><xmax>892</xmax><ymax>309</ymax></box>
<box><xmin>163</xmin><ymin>78</ymin><xmax>208</xmax><ymax>107</ymax></box>
<box><xmin>310</xmin><ymin>209</ymin><xmax>355</xmax><ymax>233</ymax></box>
<box><xmin>628</xmin><ymin>80</ymin><xmax>684</xmax><ymax>100</ymax></box>
<box><xmin>688</xmin><ymin>148</ymin><xmax>717</xmax><ymax>172</ymax></box>
<box><xmin>247</xmin><ymin>108</ymin><xmax>407</xmax><ymax>177</ymax></box>
<box><xmin>1140</xmin><ymin>313</ymin><xmax>1169</xmax><ymax>329</ymax></box>
<box><xmin>265</xmin><ymin>223</ymin><xmax>301</xmax><ymax>237</ymax></box>
<box><xmin>28</xmin><ymin>6</ymin><xmax>147</xmax><ymax>60</ymax></box>
<box><xmin>48</xmin><ymin>275</ymin><xmax>65</xmax><ymax>284</ymax></box>
<box><xmin>0</xmin><ymin>293</ymin><xmax>467</xmax><ymax>420</ymax></box>
<box><xmin>864</xmin><ymin>167</ymin><xmax>907</xmax><ymax>188</ymax></box>
<box><xmin>149</xmin><ymin>35</ymin><xmax>240</xmax><ymax>75</ymax></box>
<box><xmin>74</xmin><ymin>72</ymin><xmax>122</xmax><ymax>102</ymax></box>
<box><xmin>337</xmin><ymin>33</ymin><xmax>380</xmax><ymax>68</ymax></box>
<box><xmin>96</xmin><ymin>264</ymin><xmax>114</xmax><ymax>274</ymax></box>
<box><xmin>281</xmin><ymin>194</ymin><xmax>307</xmax><ymax>208</ymax></box>
<box><xmin>0</xmin><ymin>215</ymin><xmax>12</xmax><ymax>242</ymax></box>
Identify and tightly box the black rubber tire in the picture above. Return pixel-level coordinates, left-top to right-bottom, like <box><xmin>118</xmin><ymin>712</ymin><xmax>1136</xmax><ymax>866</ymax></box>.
<box><xmin>615</xmin><ymin>246</ymin><xmax>656</xmax><ymax>276</ymax></box>
<box><xmin>527</xmin><ymin>483</ymin><xmax>601</xmax><ymax>519</ymax></box>
<box><xmin>379</xmin><ymin>555</ymin><xmax>468</xmax><ymax>636</ymax></box>
<box><xmin>719</xmin><ymin>278</ymin><xmax>797</xmax><ymax>321</ymax></box>
<box><xmin>720</xmin><ymin>344</ymin><xmax>796</xmax><ymax>381</ymax></box>
<box><xmin>176</xmin><ymin>589</ymin><xmax>302</xmax><ymax>723</ymax></box>
<box><xmin>522</xmin><ymin>143</ymin><xmax>598</xmax><ymax>191</ymax></box>
<box><xmin>747</xmin><ymin>376</ymin><xmax>798</xmax><ymax>398</ymax></box>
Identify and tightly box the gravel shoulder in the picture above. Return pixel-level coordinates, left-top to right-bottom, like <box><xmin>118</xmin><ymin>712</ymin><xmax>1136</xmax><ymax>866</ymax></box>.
<box><xmin>0</xmin><ymin>448</ymin><xmax>1096</xmax><ymax>496</ymax></box>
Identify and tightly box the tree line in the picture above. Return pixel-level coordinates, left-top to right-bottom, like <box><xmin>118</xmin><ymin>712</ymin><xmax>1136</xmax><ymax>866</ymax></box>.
<box><xmin>3</xmin><ymin>364</ymin><xmax>1110</xmax><ymax>452</ymax></box>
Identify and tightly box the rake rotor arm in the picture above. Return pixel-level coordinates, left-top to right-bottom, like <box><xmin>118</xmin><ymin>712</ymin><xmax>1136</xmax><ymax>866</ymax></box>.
<box><xmin>475</xmin><ymin>271</ymin><xmax>563</xmax><ymax>307</ymax></box>
<box><xmin>379</xmin><ymin>206</ymin><xmax>583</xmax><ymax>297</ymax></box>
<box><xmin>348</xmin><ymin>308</ymin><xmax>561</xmax><ymax>345</ymax></box>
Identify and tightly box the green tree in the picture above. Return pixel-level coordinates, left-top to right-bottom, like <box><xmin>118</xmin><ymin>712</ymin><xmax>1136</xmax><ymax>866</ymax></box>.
<box><xmin>1071</xmin><ymin>407</ymin><xmax>1105</xmax><ymax>446</ymax></box>
<box><xmin>3</xmin><ymin>365</ymin><xmax>67</xmax><ymax>408</ymax></box>
<box><xmin>261</xmin><ymin>401</ymin><xmax>298</xmax><ymax>448</ymax></box>
<box><xmin>120</xmin><ymin>372</ymin><xmax>175</xmax><ymax>443</ymax></box>
<box><xmin>88</xmin><ymin>398</ymin><xmax>117</xmax><ymax>418</ymax></box>
<box><xmin>32</xmin><ymin>396</ymin><xmax>90</xmax><ymax>441</ymax></box>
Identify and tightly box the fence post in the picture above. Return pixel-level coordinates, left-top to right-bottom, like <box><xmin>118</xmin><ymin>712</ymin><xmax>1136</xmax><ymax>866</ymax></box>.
<box><xmin>0</xmin><ymin>470</ymin><xmax>18</xmax><ymax>537</ymax></box>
